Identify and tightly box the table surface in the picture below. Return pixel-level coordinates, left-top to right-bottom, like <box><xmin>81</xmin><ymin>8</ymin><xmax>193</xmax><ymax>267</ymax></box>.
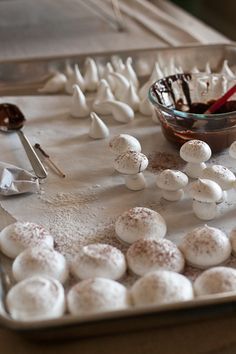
<box><xmin>0</xmin><ymin>1</ymin><xmax>235</xmax><ymax>353</ymax></box>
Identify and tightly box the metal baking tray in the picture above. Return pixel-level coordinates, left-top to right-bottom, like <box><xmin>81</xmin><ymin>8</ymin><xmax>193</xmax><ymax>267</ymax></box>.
<box><xmin>1</xmin><ymin>43</ymin><xmax>236</xmax><ymax>340</ymax></box>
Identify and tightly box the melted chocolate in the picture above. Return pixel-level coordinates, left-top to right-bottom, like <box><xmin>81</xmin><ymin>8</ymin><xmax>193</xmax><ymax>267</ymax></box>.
<box><xmin>0</xmin><ymin>103</ymin><xmax>25</xmax><ymax>131</ymax></box>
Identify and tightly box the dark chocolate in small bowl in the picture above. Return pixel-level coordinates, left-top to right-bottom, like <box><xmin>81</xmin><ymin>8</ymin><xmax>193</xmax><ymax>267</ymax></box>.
<box><xmin>148</xmin><ymin>73</ymin><xmax>236</xmax><ymax>153</ymax></box>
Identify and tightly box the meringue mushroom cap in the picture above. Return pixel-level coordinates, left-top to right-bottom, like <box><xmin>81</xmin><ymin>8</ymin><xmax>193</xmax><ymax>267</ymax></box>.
<box><xmin>188</xmin><ymin>178</ymin><xmax>222</xmax><ymax>203</ymax></box>
<box><xmin>201</xmin><ymin>165</ymin><xmax>235</xmax><ymax>190</ymax></box>
<box><xmin>109</xmin><ymin>134</ymin><xmax>141</xmax><ymax>155</ymax></box>
<box><xmin>180</xmin><ymin>140</ymin><xmax>212</xmax><ymax>163</ymax></box>
<box><xmin>130</xmin><ymin>270</ymin><xmax>193</xmax><ymax>306</ymax></box>
<box><xmin>179</xmin><ymin>225</ymin><xmax>231</xmax><ymax>269</ymax></box>
<box><xmin>115</xmin><ymin>207</ymin><xmax>167</xmax><ymax>244</ymax></box>
<box><xmin>229</xmin><ymin>141</ymin><xmax>236</xmax><ymax>159</ymax></box>
<box><xmin>194</xmin><ymin>267</ymin><xmax>236</xmax><ymax>296</ymax></box>
<box><xmin>156</xmin><ymin>169</ymin><xmax>188</xmax><ymax>191</ymax></box>
<box><xmin>114</xmin><ymin>150</ymin><xmax>148</xmax><ymax>175</ymax></box>
<box><xmin>229</xmin><ymin>229</ymin><xmax>236</xmax><ymax>256</ymax></box>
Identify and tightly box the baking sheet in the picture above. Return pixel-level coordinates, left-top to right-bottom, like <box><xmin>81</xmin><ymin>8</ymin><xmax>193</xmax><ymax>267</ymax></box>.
<box><xmin>1</xmin><ymin>44</ymin><xmax>236</xmax><ymax>337</ymax></box>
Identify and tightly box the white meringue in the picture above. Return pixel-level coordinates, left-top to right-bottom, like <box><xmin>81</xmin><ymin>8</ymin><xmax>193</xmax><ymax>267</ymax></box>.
<box><xmin>124</xmin><ymin>172</ymin><xmax>146</xmax><ymax>191</ymax></box>
<box><xmin>65</xmin><ymin>64</ymin><xmax>85</xmax><ymax>94</ymax></box>
<box><xmin>179</xmin><ymin>225</ymin><xmax>231</xmax><ymax>269</ymax></box>
<box><xmin>180</xmin><ymin>140</ymin><xmax>212</xmax><ymax>164</ymax></box>
<box><xmin>123</xmin><ymin>57</ymin><xmax>139</xmax><ymax>88</ymax></box>
<box><xmin>131</xmin><ymin>270</ymin><xmax>193</xmax><ymax>307</ymax></box>
<box><xmin>109</xmin><ymin>72</ymin><xmax>130</xmax><ymax>101</ymax></box>
<box><xmin>194</xmin><ymin>267</ymin><xmax>236</xmax><ymax>296</ymax></box>
<box><xmin>188</xmin><ymin>178</ymin><xmax>222</xmax><ymax>203</ymax></box>
<box><xmin>156</xmin><ymin>169</ymin><xmax>188</xmax><ymax>201</ymax></box>
<box><xmin>127</xmin><ymin>238</ymin><xmax>185</xmax><ymax>276</ymax></box>
<box><xmin>191</xmin><ymin>66</ymin><xmax>200</xmax><ymax>74</ymax></box>
<box><xmin>111</xmin><ymin>55</ymin><xmax>125</xmax><ymax>74</ymax></box>
<box><xmin>221</xmin><ymin>59</ymin><xmax>236</xmax><ymax>79</ymax></box>
<box><xmin>139</xmin><ymin>62</ymin><xmax>163</xmax><ymax>100</ymax></box>
<box><xmin>38</xmin><ymin>72</ymin><xmax>67</xmax><ymax>93</ymax></box>
<box><xmin>201</xmin><ymin>165</ymin><xmax>235</xmax><ymax>191</ymax></box>
<box><xmin>92</xmin><ymin>80</ymin><xmax>114</xmax><ymax>115</ymax></box>
<box><xmin>184</xmin><ymin>162</ymin><xmax>207</xmax><ymax>179</ymax></box>
<box><xmin>0</xmin><ymin>222</ymin><xmax>54</xmax><ymax>259</ymax></box>
<box><xmin>139</xmin><ymin>96</ymin><xmax>155</xmax><ymax>116</ymax></box>
<box><xmin>6</xmin><ymin>276</ymin><xmax>65</xmax><ymax>321</ymax></box>
<box><xmin>67</xmin><ymin>278</ymin><xmax>130</xmax><ymax>316</ymax></box>
<box><xmin>84</xmin><ymin>57</ymin><xmax>99</xmax><ymax>91</ymax></box>
<box><xmin>102</xmin><ymin>100</ymin><xmax>134</xmax><ymax>123</ymax></box>
<box><xmin>71</xmin><ymin>243</ymin><xmax>126</xmax><ymax>280</ymax></box>
<box><xmin>114</xmin><ymin>150</ymin><xmax>148</xmax><ymax>175</ymax></box>
<box><xmin>115</xmin><ymin>207</ymin><xmax>167</xmax><ymax>244</ymax></box>
<box><xmin>70</xmin><ymin>85</ymin><xmax>89</xmax><ymax>118</ymax></box>
<box><xmin>180</xmin><ymin>140</ymin><xmax>212</xmax><ymax>178</ymax></box>
<box><xmin>89</xmin><ymin>112</ymin><xmax>109</xmax><ymax>139</ymax></box>
<box><xmin>192</xmin><ymin>199</ymin><xmax>218</xmax><ymax>220</ymax></box>
<box><xmin>109</xmin><ymin>134</ymin><xmax>141</xmax><ymax>155</ymax></box>
<box><xmin>229</xmin><ymin>141</ymin><xmax>236</xmax><ymax>159</ymax></box>
<box><xmin>121</xmin><ymin>83</ymin><xmax>140</xmax><ymax>112</ymax></box>
<box><xmin>102</xmin><ymin>62</ymin><xmax>115</xmax><ymax>90</ymax></box>
<box><xmin>205</xmin><ymin>62</ymin><xmax>211</xmax><ymax>74</ymax></box>
<box><xmin>12</xmin><ymin>246</ymin><xmax>68</xmax><ymax>283</ymax></box>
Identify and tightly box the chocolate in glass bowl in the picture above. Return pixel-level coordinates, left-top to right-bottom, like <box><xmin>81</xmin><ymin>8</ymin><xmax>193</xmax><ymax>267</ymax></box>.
<box><xmin>149</xmin><ymin>73</ymin><xmax>236</xmax><ymax>153</ymax></box>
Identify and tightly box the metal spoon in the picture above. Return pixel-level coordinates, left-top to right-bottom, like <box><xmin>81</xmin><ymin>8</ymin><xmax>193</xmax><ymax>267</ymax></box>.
<box><xmin>0</xmin><ymin>103</ymin><xmax>47</xmax><ymax>179</ymax></box>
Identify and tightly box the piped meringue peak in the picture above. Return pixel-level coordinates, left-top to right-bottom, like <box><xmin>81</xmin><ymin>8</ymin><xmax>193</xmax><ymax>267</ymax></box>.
<box><xmin>89</xmin><ymin>112</ymin><xmax>109</xmax><ymax>139</ymax></box>
<box><xmin>38</xmin><ymin>72</ymin><xmax>67</xmax><ymax>93</ymax></box>
<box><xmin>70</xmin><ymin>85</ymin><xmax>89</xmax><ymax>118</ymax></box>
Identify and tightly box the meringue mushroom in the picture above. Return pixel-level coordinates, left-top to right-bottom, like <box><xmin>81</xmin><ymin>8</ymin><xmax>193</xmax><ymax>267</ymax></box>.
<box><xmin>188</xmin><ymin>178</ymin><xmax>222</xmax><ymax>220</ymax></box>
<box><xmin>101</xmin><ymin>100</ymin><xmax>134</xmax><ymax>123</ymax></box>
<box><xmin>123</xmin><ymin>57</ymin><xmax>139</xmax><ymax>88</ymax></box>
<box><xmin>84</xmin><ymin>57</ymin><xmax>99</xmax><ymax>92</ymax></box>
<box><xmin>114</xmin><ymin>150</ymin><xmax>148</xmax><ymax>190</ymax></box>
<box><xmin>92</xmin><ymin>79</ymin><xmax>115</xmax><ymax>114</ymax></box>
<box><xmin>38</xmin><ymin>72</ymin><xmax>67</xmax><ymax>93</ymax></box>
<box><xmin>89</xmin><ymin>112</ymin><xmax>109</xmax><ymax>139</ymax></box>
<box><xmin>156</xmin><ymin>169</ymin><xmax>188</xmax><ymax>201</ymax></box>
<box><xmin>109</xmin><ymin>72</ymin><xmax>130</xmax><ymax>101</ymax></box>
<box><xmin>201</xmin><ymin>164</ymin><xmax>235</xmax><ymax>202</ymax></box>
<box><xmin>65</xmin><ymin>64</ymin><xmax>85</xmax><ymax>94</ymax></box>
<box><xmin>180</xmin><ymin>140</ymin><xmax>212</xmax><ymax>178</ymax></box>
<box><xmin>121</xmin><ymin>83</ymin><xmax>140</xmax><ymax>112</ymax></box>
<box><xmin>109</xmin><ymin>134</ymin><xmax>141</xmax><ymax>155</ymax></box>
<box><xmin>70</xmin><ymin>84</ymin><xmax>89</xmax><ymax>118</ymax></box>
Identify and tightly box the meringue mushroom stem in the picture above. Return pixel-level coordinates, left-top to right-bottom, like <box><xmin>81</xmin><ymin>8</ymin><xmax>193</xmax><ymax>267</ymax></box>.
<box><xmin>124</xmin><ymin>173</ymin><xmax>146</xmax><ymax>191</ymax></box>
<box><xmin>204</xmin><ymin>84</ymin><xmax>236</xmax><ymax>114</ymax></box>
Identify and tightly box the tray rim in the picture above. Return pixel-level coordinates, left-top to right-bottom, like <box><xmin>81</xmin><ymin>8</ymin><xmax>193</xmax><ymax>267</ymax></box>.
<box><xmin>1</xmin><ymin>42</ymin><xmax>236</xmax><ymax>336</ymax></box>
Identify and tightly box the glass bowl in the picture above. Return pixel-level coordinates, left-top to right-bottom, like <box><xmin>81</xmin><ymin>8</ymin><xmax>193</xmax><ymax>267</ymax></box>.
<box><xmin>149</xmin><ymin>73</ymin><xmax>236</xmax><ymax>153</ymax></box>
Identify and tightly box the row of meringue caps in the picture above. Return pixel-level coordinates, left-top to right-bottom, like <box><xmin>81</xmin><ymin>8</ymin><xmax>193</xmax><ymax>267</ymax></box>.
<box><xmin>6</xmin><ymin>275</ymin><xmax>65</xmax><ymax>321</ymax></box>
<box><xmin>12</xmin><ymin>246</ymin><xmax>69</xmax><ymax>284</ymax></box>
<box><xmin>71</xmin><ymin>243</ymin><xmax>126</xmax><ymax>281</ymax></box>
<box><xmin>0</xmin><ymin>222</ymin><xmax>54</xmax><ymax>259</ymax></box>
<box><xmin>115</xmin><ymin>207</ymin><xmax>167</xmax><ymax>244</ymax></box>
<box><xmin>127</xmin><ymin>238</ymin><xmax>184</xmax><ymax>276</ymax></box>
<box><xmin>67</xmin><ymin>277</ymin><xmax>130</xmax><ymax>316</ymax></box>
<box><xmin>179</xmin><ymin>225</ymin><xmax>231</xmax><ymax>269</ymax></box>
<box><xmin>194</xmin><ymin>266</ymin><xmax>236</xmax><ymax>297</ymax></box>
<box><xmin>130</xmin><ymin>270</ymin><xmax>194</xmax><ymax>307</ymax></box>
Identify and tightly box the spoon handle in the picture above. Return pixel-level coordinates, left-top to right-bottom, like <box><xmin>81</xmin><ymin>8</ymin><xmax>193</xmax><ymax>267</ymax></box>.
<box><xmin>17</xmin><ymin>130</ymin><xmax>48</xmax><ymax>179</ymax></box>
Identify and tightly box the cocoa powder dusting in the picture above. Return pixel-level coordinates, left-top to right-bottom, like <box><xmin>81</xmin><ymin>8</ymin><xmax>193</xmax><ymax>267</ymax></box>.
<box><xmin>147</xmin><ymin>151</ymin><xmax>185</xmax><ymax>173</ymax></box>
